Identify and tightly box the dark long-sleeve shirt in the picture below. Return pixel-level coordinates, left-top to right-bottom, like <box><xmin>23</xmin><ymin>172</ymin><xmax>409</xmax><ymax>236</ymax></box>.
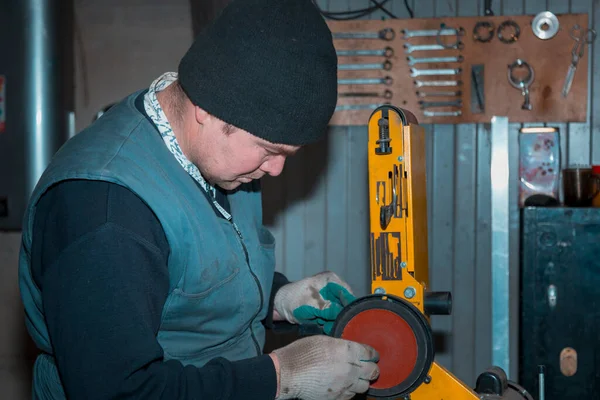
<box><xmin>30</xmin><ymin>179</ymin><xmax>289</xmax><ymax>399</ymax></box>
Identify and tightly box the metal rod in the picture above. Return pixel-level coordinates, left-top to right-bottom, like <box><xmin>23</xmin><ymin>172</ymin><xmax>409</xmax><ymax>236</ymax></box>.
<box><xmin>491</xmin><ymin>116</ymin><xmax>511</xmax><ymax>377</ymax></box>
<box><xmin>22</xmin><ymin>0</ymin><xmax>72</xmax><ymax>196</ymax></box>
<box><xmin>538</xmin><ymin>365</ymin><xmax>545</xmax><ymax>400</ymax></box>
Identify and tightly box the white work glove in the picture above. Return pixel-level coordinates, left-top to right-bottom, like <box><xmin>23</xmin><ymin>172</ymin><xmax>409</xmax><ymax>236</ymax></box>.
<box><xmin>271</xmin><ymin>335</ymin><xmax>379</xmax><ymax>400</ymax></box>
<box><xmin>273</xmin><ymin>271</ymin><xmax>356</xmax><ymax>335</ymax></box>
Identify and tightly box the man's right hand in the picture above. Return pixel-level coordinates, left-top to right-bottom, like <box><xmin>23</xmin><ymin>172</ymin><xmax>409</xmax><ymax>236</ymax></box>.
<box><xmin>269</xmin><ymin>335</ymin><xmax>379</xmax><ymax>400</ymax></box>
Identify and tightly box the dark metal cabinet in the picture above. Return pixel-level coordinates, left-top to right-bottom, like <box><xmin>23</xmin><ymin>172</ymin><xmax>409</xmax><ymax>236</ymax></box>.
<box><xmin>520</xmin><ymin>207</ymin><xmax>600</xmax><ymax>399</ymax></box>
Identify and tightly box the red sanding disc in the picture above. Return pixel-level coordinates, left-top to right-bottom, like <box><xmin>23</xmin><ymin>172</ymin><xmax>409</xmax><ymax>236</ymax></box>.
<box><xmin>340</xmin><ymin>308</ymin><xmax>418</xmax><ymax>390</ymax></box>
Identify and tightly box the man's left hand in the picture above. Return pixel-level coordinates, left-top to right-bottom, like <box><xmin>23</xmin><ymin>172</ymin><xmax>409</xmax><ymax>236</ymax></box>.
<box><xmin>273</xmin><ymin>271</ymin><xmax>356</xmax><ymax>335</ymax></box>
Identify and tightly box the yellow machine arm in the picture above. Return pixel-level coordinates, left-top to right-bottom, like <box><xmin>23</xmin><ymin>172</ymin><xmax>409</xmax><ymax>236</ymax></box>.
<box><xmin>367</xmin><ymin>105</ymin><xmax>478</xmax><ymax>399</ymax></box>
<box><xmin>367</xmin><ymin>105</ymin><xmax>429</xmax><ymax>312</ymax></box>
<box><xmin>332</xmin><ymin>105</ymin><xmax>533</xmax><ymax>400</ymax></box>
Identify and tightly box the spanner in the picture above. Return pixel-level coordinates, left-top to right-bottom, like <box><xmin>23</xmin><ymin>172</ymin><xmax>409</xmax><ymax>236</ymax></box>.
<box><xmin>419</xmin><ymin>100</ymin><xmax>462</xmax><ymax>109</ymax></box>
<box><xmin>410</xmin><ymin>67</ymin><xmax>461</xmax><ymax>77</ymax></box>
<box><xmin>404</xmin><ymin>42</ymin><xmax>464</xmax><ymax>53</ymax></box>
<box><xmin>335</xmin><ymin>104</ymin><xmax>385</xmax><ymax>112</ymax></box>
<box><xmin>416</xmin><ymin>90</ymin><xmax>462</xmax><ymax>98</ymax></box>
<box><xmin>339</xmin><ymin>90</ymin><xmax>393</xmax><ymax>99</ymax></box>
<box><xmin>339</xmin><ymin>60</ymin><xmax>392</xmax><ymax>71</ymax></box>
<box><xmin>337</xmin><ymin>47</ymin><xmax>394</xmax><ymax>57</ymax></box>
<box><xmin>338</xmin><ymin>77</ymin><xmax>393</xmax><ymax>86</ymax></box>
<box><xmin>424</xmin><ymin>110</ymin><xmax>462</xmax><ymax>117</ymax></box>
<box><xmin>333</xmin><ymin>28</ymin><xmax>395</xmax><ymax>41</ymax></box>
<box><xmin>401</xmin><ymin>27</ymin><xmax>465</xmax><ymax>39</ymax></box>
<box><xmin>406</xmin><ymin>55</ymin><xmax>463</xmax><ymax>66</ymax></box>
<box><xmin>414</xmin><ymin>80</ymin><xmax>462</xmax><ymax>87</ymax></box>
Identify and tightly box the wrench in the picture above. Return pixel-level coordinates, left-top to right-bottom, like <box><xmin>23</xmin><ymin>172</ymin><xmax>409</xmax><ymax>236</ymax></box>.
<box><xmin>338</xmin><ymin>77</ymin><xmax>393</xmax><ymax>86</ymax></box>
<box><xmin>410</xmin><ymin>67</ymin><xmax>461</xmax><ymax>77</ymax></box>
<box><xmin>416</xmin><ymin>90</ymin><xmax>462</xmax><ymax>98</ymax></box>
<box><xmin>337</xmin><ymin>47</ymin><xmax>394</xmax><ymax>57</ymax></box>
<box><xmin>404</xmin><ymin>42</ymin><xmax>464</xmax><ymax>53</ymax></box>
<box><xmin>339</xmin><ymin>90</ymin><xmax>393</xmax><ymax>99</ymax></box>
<box><xmin>333</xmin><ymin>28</ymin><xmax>395</xmax><ymax>41</ymax></box>
<box><xmin>401</xmin><ymin>27</ymin><xmax>465</xmax><ymax>39</ymax></box>
<box><xmin>414</xmin><ymin>80</ymin><xmax>462</xmax><ymax>87</ymax></box>
<box><xmin>419</xmin><ymin>100</ymin><xmax>462</xmax><ymax>109</ymax></box>
<box><xmin>406</xmin><ymin>55</ymin><xmax>463</xmax><ymax>66</ymax></box>
<box><xmin>335</xmin><ymin>104</ymin><xmax>384</xmax><ymax>112</ymax></box>
<box><xmin>424</xmin><ymin>110</ymin><xmax>462</xmax><ymax>117</ymax></box>
<box><xmin>339</xmin><ymin>60</ymin><xmax>392</xmax><ymax>71</ymax></box>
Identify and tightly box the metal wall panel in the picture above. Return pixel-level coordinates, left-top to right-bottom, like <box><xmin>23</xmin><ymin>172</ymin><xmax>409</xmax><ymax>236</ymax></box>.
<box><xmin>262</xmin><ymin>0</ymin><xmax>599</xmax><ymax>387</ymax></box>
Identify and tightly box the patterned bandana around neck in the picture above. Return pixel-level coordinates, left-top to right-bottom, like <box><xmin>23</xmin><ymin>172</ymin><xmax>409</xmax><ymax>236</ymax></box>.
<box><xmin>143</xmin><ymin>72</ymin><xmax>232</xmax><ymax>221</ymax></box>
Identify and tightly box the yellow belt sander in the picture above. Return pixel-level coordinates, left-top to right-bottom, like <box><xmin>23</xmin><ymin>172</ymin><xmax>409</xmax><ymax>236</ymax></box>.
<box><xmin>331</xmin><ymin>105</ymin><xmax>532</xmax><ymax>400</ymax></box>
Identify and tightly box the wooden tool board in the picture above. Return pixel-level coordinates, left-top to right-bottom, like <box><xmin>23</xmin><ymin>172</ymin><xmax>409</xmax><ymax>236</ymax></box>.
<box><xmin>328</xmin><ymin>14</ymin><xmax>590</xmax><ymax>125</ymax></box>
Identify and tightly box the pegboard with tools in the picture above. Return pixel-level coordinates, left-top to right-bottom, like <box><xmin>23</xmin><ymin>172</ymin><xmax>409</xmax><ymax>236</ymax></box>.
<box><xmin>328</xmin><ymin>12</ymin><xmax>593</xmax><ymax>125</ymax></box>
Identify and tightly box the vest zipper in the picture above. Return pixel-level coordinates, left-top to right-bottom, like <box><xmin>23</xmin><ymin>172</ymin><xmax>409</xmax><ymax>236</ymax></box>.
<box><xmin>231</xmin><ymin>221</ymin><xmax>264</xmax><ymax>356</ymax></box>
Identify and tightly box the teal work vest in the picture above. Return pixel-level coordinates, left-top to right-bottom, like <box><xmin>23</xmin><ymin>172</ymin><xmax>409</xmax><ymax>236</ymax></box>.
<box><xmin>18</xmin><ymin>91</ymin><xmax>276</xmax><ymax>398</ymax></box>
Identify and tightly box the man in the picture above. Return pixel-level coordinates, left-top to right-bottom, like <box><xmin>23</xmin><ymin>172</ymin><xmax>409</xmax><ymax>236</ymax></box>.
<box><xmin>18</xmin><ymin>0</ymin><xmax>379</xmax><ymax>399</ymax></box>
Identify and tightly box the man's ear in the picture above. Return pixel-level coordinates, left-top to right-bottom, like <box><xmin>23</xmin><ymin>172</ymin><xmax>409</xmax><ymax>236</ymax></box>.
<box><xmin>194</xmin><ymin>106</ymin><xmax>210</xmax><ymax>125</ymax></box>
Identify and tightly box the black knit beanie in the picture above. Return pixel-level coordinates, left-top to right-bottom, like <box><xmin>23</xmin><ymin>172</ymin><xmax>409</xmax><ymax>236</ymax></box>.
<box><xmin>178</xmin><ymin>0</ymin><xmax>338</xmax><ymax>146</ymax></box>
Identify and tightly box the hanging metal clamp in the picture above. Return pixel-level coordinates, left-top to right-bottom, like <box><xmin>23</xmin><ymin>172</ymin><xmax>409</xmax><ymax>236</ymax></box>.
<box><xmin>508</xmin><ymin>59</ymin><xmax>534</xmax><ymax>110</ymax></box>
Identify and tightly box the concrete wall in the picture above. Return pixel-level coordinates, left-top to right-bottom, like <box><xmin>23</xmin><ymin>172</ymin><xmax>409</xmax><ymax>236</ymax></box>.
<box><xmin>72</xmin><ymin>0</ymin><xmax>193</xmax><ymax>131</ymax></box>
<box><xmin>0</xmin><ymin>232</ymin><xmax>34</xmax><ymax>398</ymax></box>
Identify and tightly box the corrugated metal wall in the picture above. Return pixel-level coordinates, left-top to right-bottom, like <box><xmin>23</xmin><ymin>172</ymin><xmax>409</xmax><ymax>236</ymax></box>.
<box><xmin>262</xmin><ymin>0</ymin><xmax>599</xmax><ymax>386</ymax></box>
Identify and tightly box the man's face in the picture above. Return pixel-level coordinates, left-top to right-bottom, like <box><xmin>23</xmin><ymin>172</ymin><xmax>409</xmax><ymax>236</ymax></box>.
<box><xmin>188</xmin><ymin>116</ymin><xmax>300</xmax><ymax>190</ymax></box>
